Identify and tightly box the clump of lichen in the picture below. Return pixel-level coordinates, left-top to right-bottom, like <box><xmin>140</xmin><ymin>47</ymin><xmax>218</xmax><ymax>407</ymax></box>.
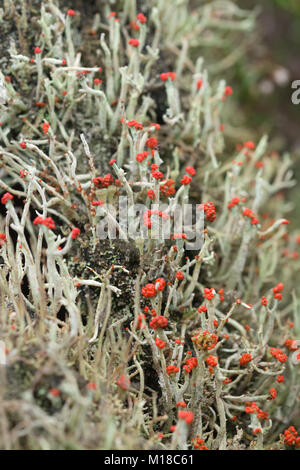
<box><xmin>0</xmin><ymin>0</ymin><xmax>299</xmax><ymax>451</ymax></box>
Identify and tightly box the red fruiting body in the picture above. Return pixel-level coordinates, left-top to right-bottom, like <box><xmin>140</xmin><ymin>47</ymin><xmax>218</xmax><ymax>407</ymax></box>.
<box><xmin>270</xmin><ymin>347</ymin><xmax>288</xmax><ymax>363</ymax></box>
<box><xmin>149</xmin><ymin>315</ymin><xmax>168</xmax><ymax>330</ymax></box>
<box><xmin>0</xmin><ymin>233</ymin><xmax>7</xmax><ymax>243</ymax></box>
<box><xmin>67</xmin><ymin>9</ymin><xmax>75</xmax><ymax>16</ymax></box>
<box><xmin>116</xmin><ymin>375</ymin><xmax>130</xmax><ymax>390</ymax></box>
<box><xmin>160</xmin><ymin>72</ymin><xmax>176</xmax><ymax>82</ymax></box>
<box><xmin>141</xmin><ymin>283</ymin><xmax>156</xmax><ymax>298</ymax></box>
<box><xmin>277</xmin><ymin>375</ymin><xmax>285</xmax><ymax>383</ymax></box>
<box><xmin>1</xmin><ymin>192</ymin><xmax>14</xmax><ymax>205</ymax></box>
<box><xmin>261</xmin><ymin>296</ymin><xmax>268</xmax><ymax>306</ymax></box>
<box><xmin>155</xmin><ymin>337</ymin><xmax>166</xmax><ymax>349</ymax></box>
<box><xmin>166</xmin><ymin>365</ymin><xmax>179</xmax><ymax>375</ymax></box>
<box><xmin>136</xmin><ymin>151</ymin><xmax>148</xmax><ymax>162</ymax></box>
<box><xmin>92</xmin><ymin>200</ymin><xmax>104</xmax><ymax>206</ymax></box>
<box><xmin>176</xmin><ymin>271</ymin><xmax>183</xmax><ymax>281</ymax></box>
<box><xmin>20</xmin><ymin>142</ymin><xmax>26</xmax><ymax>149</ymax></box>
<box><xmin>128</xmin><ymin>120</ymin><xmax>143</xmax><ymax>130</ymax></box>
<box><xmin>137</xmin><ymin>13</ymin><xmax>147</xmax><ymax>23</ymax></box>
<box><xmin>172</xmin><ymin>233</ymin><xmax>187</xmax><ymax>240</ymax></box>
<box><xmin>155</xmin><ymin>278</ymin><xmax>165</xmax><ymax>291</ymax></box>
<box><xmin>136</xmin><ymin>313</ymin><xmax>146</xmax><ymax>329</ymax></box>
<box><xmin>160</xmin><ymin>179</ymin><xmax>175</xmax><ymax>197</ymax></box>
<box><xmin>42</xmin><ymin>122</ymin><xmax>50</xmax><ymax>134</ymax></box>
<box><xmin>147</xmin><ymin>189</ymin><xmax>155</xmax><ymax>200</ymax></box>
<box><xmin>33</xmin><ymin>216</ymin><xmax>55</xmax><ymax>230</ymax></box>
<box><xmin>269</xmin><ymin>388</ymin><xmax>277</xmax><ymax>399</ymax></box>
<box><xmin>185</xmin><ymin>166</ymin><xmax>196</xmax><ymax>176</ymax></box>
<box><xmin>240</xmin><ymin>353</ymin><xmax>252</xmax><ymax>366</ymax></box>
<box><xmin>176</xmin><ymin>401</ymin><xmax>186</xmax><ymax>408</ymax></box>
<box><xmin>198</xmin><ymin>305</ymin><xmax>207</xmax><ymax>313</ymax></box>
<box><xmin>224</xmin><ymin>85</ymin><xmax>233</xmax><ymax>96</ymax></box>
<box><xmin>71</xmin><ymin>227</ymin><xmax>80</xmax><ymax>239</ymax></box>
<box><xmin>87</xmin><ymin>382</ymin><xmax>97</xmax><ymax>390</ymax></box>
<box><xmin>205</xmin><ymin>355</ymin><xmax>218</xmax><ymax>368</ymax></box>
<box><xmin>180</xmin><ymin>175</ymin><xmax>192</xmax><ymax>185</ymax></box>
<box><xmin>146</xmin><ymin>137</ymin><xmax>158</xmax><ymax>148</ymax></box>
<box><xmin>34</xmin><ymin>46</ymin><xmax>42</xmax><ymax>54</ymax></box>
<box><xmin>196</xmin><ymin>79</ymin><xmax>203</xmax><ymax>90</ymax></box>
<box><xmin>283</xmin><ymin>426</ymin><xmax>300</xmax><ymax>447</ymax></box>
<box><xmin>128</xmin><ymin>38</ymin><xmax>140</xmax><ymax>48</ymax></box>
<box><xmin>178</xmin><ymin>410</ymin><xmax>194</xmax><ymax>425</ymax></box>
<box><xmin>198</xmin><ymin>202</ymin><xmax>217</xmax><ymax>222</ymax></box>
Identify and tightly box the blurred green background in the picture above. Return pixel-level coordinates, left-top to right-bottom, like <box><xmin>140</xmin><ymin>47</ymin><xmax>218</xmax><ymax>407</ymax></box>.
<box><xmin>234</xmin><ymin>0</ymin><xmax>300</xmax><ymax>229</ymax></box>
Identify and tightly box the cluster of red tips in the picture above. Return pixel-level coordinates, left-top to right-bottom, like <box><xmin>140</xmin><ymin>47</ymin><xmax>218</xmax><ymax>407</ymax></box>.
<box><xmin>196</xmin><ymin>79</ymin><xmax>203</xmax><ymax>90</ymax></box>
<box><xmin>172</xmin><ymin>233</ymin><xmax>187</xmax><ymax>240</ymax></box>
<box><xmin>203</xmin><ymin>288</ymin><xmax>215</xmax><ymax>301</ymax></box>
<box><xmin>151</xmin><ymin>166</ymin><xmax>164</xmax><ymax>180</ymax></box>
<box><xmin>270</xmin><ymin>347</ymin><xmax>288</xmax><ymax>363</ymax></box>
<box><xmin>42</xmin><ymin>122</ymin><xmax>50</xmax><ymax>134</ymax></box>
<box><xmin>243</xmin><ymin>141</ymin><xmax>255</xmax><ymax>150</ymax></box>
<box><xmin>20</xmin><ymin>142</ymin><xmax>27</xmax><ymax>149</ymax></box>
<box><xmin>87</xmin><ymin>382</ymin><xmax>97</xmax><ymax>391</ymax></box>
<box><xmin>67</xmin><ymin>9</ymin><xmax>75</xmax><ymax>17</ymax></box>
<box><xmin>176</xmin><ymin>271</ymin><xmax>183</xmax><ymax>281</ymax></box>
<box><xmin>242</xmin><ymin>207</ymin><xmax>259</xmax><ymax>225</ymax></box>
<box><xmin>155</xmin><ymin>337</ymin><xmax>166</xmax><ymax>349</ymax></box>
<box><xmin>176</xmin><ymin>401</ymin><xmax>186</xmax><ymax>408</ymax></box>
<box><xmin>71</xmin><ymin>227</ymin><xmax>80</xmax><ymax>239</ymax></box>
<box><xmin>160</xmin><ymin>72</ymin><xmax>176</xmax><ymax>82</ymax></box>
<box><xmin>239</xmin><ymin>352</ymin><xmax>252</xmax><ymax>366</ymax></box>
<box><xmin>284</xmin><ymin>338</ymin><xmax>298</xmax><ymax>352</ymax></box>
<box><xmin>128</xmin><ymin>38</ymin><xmax>140</xmax><ymax>47</ymax></box>
<box><xmin>160</xmin><ymin>179</ymin><xmax>175</xmax><ymax>197</ymax></box>
<box><xmin>205</xmin><ymin>355</ymin><xmax>218</xmax><ymax>372</ymax></box>
<box><xmin>136</xmin><ymin>151</ymin><xmax>149</xmax><ymax>163</ymax></box>
<box><xmin>166</xmin><ymin>365</ymin><xmax>179</xmax><ymax>376</ymax></box>
<box><xmin>261</xmin><ymin>296</ymin><xmax>268</xmax><ymax>306</ymax></box>
<box><xmin>197</xmin><ymin>305</ymin><xmax>207</xmax><ymax>313</ymax></box>
<box><xmin>136</xmin><ymin>313</ymin><xmax>146</xmax><ymax>330</ymax></box>
<box><xmin>141</xmin><ymin>283</ymin><xmax>156</xmax><ymax>298</ymax></box>
<box><xmin>147</xmin><ymin>189</ymin><xmax>155</xmax><ymax>200</ymax></box>
<box><xmin>128</xmin><ymin>119</ymin><xmax>143</xmax><ymax>130</ymax></box>
<box><xmin>218</xmin><ymin>288</ymin><xmax>224</xmax><ymax>302</ymax></box>
<box><xmin>269</xmin><ymin>388</ymin><xmax>277</xmax><ymax>399</ymax></box>
<box><xmin>33</xmin><ymin>216</ymin><xmax>55</xmax><ymax>230</ymax></box>
<box><xmin>137</xmin><ymin>13</ymin><xmax>147</xmax><ymax>23</ymax></box>
<box><xmin>180</xmin><ymin>174</ymin><xmax>192</xmax><ymax>186</ymax></box>
<box><xmin>0</xmin><ymin>233</ymin><xmax>7</xmax><ymax>243</ymax></box>
<box><xmin>116</xmin><ymin>375</ymin><xmax>130</xmax><ymax>391</ymax></box>
<box><xmin>183</xmin><ymin>356</ymin><xmax>198</xmax><ymax>373</ymax></box>
<box><xmin>150</xmin><ymin>315</ymin><xmax>168</xmax><ymax>330</ymax></box>
<box><xmin>1</xmin><ymin>192</ymin><xmax>13</xmax><ymax>205</ymax></box>
<box><xmin>34</xmin><ymin>46</ymin><xmax>42</xmax><ymax>54</ymax></box>
<box><xmin>91</xmin><ymin>200</ymin><xmax>104</xmax><ymax>206</ymax></box>
<box><xmin>227</xmin><ymin>196</ymin><xmax>241</xmax><ymax>210</ymax></box>
<box><xmin>178</xmin><ymin>410</ymin><xmax>194</xmax><ymax>425</ymax></box>
<box><xmin>155</xmin><ymin>278</ymin><xmax>165</xmax><ymax>291</ymax></box>
<box><xmin>185</xmin><ymin>166</ymin><xmax>196</xmax><ymax>177</ymax></box>
<box><xmin>198</xmin><ymin>202</ymin><xmax>217</xmax><ymax>222</ymax></box>
<box><xmin>283</xmin><ymin>426</ymin><xmax>300</xmax><ymax>447</ymax></box>
<box><xmin>273</xmin><ymin>282</ymin><xmax>284</xmax><ymax>301</ymax></box>
<box><xmin>146</xmin><ymin>137</ymin><xmax>158</xmax><ymax>148</ymax></box>
<box><xmin>192</xmin><ymin>436</ymin><xmax>208</xmax><ymax>450</ymax></box>
<box><xmin>92</xmin><ymin>173</ymin><xmax>119</xmax><ymax>188</ymax></box>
